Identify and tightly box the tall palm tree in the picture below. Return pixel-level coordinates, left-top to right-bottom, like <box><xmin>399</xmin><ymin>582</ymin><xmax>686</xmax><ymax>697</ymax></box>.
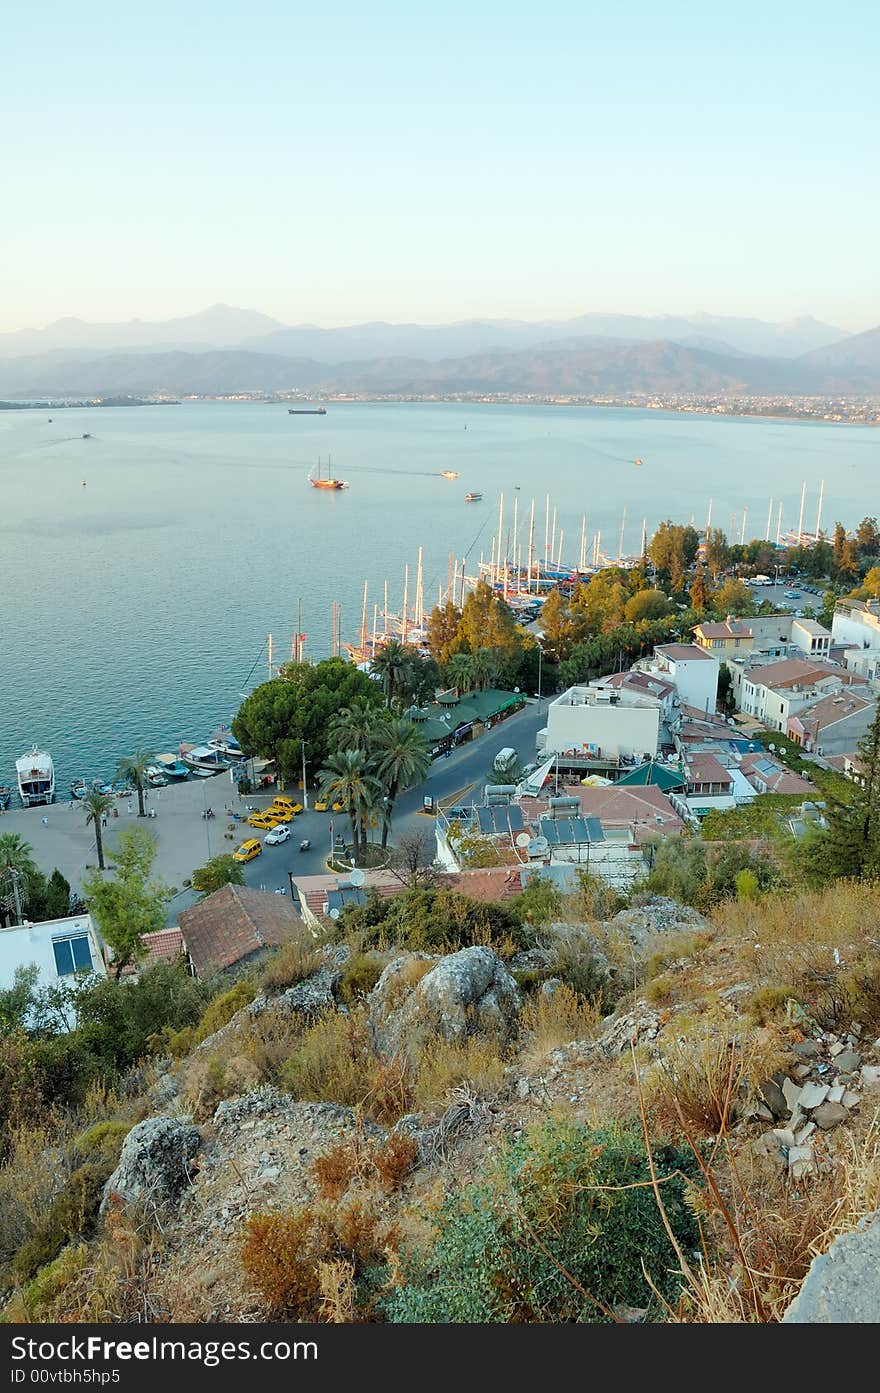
<box><xmin>371</xmin><ymin>638</ymin><xmax>411</xmax><ymax>710</ymax></box>
<box><xmin>116</xmin><ymin>747</ymin><xmax>154</xmax><ymax>817</ymax></box>
<box><xmin>471</xmin><ymin>646</ymin><xmax>498</xmax><ymax>691</ymax></box>
<box><xmin>328</xmin><ymin>702</ymin><xmax>381</xmax><ymax>756</ymax></box>
<box><xmin>0</xmin><ymin>834</ymin><xmax>40</xmax><ymax>924</ymax></box>
<box><xmin>444</xmin><ymin>652</ymin><xmax>474</xmax><ymax>694</ymax></box>
<box><xmin>372</xmin><ymin>719</ymin><xmax>432</xmax><ymax>849</ymax></box>
<box><xmin>318</xmin><ymin>751</ymin><xmax>382</xmax><ymax>863</ymax></box>
<box><xmin>81</xmin><ymin>789</ymin><xmax>115</xmax><ymax>871</ymax></box>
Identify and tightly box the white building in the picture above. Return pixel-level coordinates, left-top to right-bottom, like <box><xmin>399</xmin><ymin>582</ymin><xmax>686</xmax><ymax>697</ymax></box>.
<box><xmin>0</xmin><ymin>913</ymin><xmax>106</xmax><ymax>1018</ymax></box>
<box><xmin>732</xmin><ymin>657</ymin><xmax>868</xmax><ymax>731</ymax></box>
<box><xmin>832</xmin><ymin>598</ymin><xmax>880</xmax><ymax>680</ymax></box>
<box><xmin>642</xmin><ymin>643</ymin><xmax>720</xmax><ymax>715</ymax></box>
<box><xmin>539</xmin><ymin>686</ymin><xmax>660</xmax><ymax>762</ymax></box>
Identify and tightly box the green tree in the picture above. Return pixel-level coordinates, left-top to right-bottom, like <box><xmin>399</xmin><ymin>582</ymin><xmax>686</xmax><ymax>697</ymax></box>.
<box><xmin>370</xmin><ymin>639</ymin><xmax>412</xmax><ymax>710</ymax></box>
<box><xmin>115</xmin><ymin>747</ymin><xmax>154</xmax><ymax>819</ymax></box>
<box><xmin>191</xmin><ymin>853</ymin><xmax>245</xmax><ymax>897</ymax></box>
<box><xmin>318</xmin><ymin>751</ymin><xmax>382</xmax><ymax>863</ymax></box>
<box><xmin>717</xmin><ymin>663</ymin><xmax>735</xmax><ymax>715</ymax></box>
<box><xmin>82</xmin><ymin>826</ymin><xmax>169</xmax><ymax>978</ymax></box>
<box><xmin>233</xmin><ymin>659</ymin><xmax>382</xmax><ymax>781</ymax></box>
<box><xmin>704</xmin><ymin>527</ymin><xmax>729</xmax><ymax>581</ymax></box>
<box><xmin>444</xmin><ymin>653</ymin><xmax>475</xmax><ymax>694</ymax></box>
<box><xmin>649</xmin><ymin>521</ymin><xmax>699</xmax><ymax>590</ymax></box>
<box><xmin>426</xmin><ymin>599</ymin><xmax>462</xmax><ymax>665</ymax></box>
<box><xmin>329</xmin><ymin>701</ymin><xmax>383</xmax><ymax>755</ymax></box>
<box><xmin>689</xmin><ymin>564</ymin><xmax>712</xmax><ymax>613</ymax></box>
<box><xmin>855</xmin><ymin>517</ymin><xmax>880</xmax><ymax>555</ymax></box>
<box><xmin>371</xmin><ymin>719</ymin><xmax>432</xmax><ymax>849</ymax></box>
<box><xmin>0</xmin><ymin>833</ymin><xmax>47</xmax><ymax>923</ymax></box>
<box><xmin>712</xmin><ymin>577</ymin><xmax>756</xmax><ymax>616</ymax></box>
<box><xmin>862</xmin><ymin>567</ymin><xmax>880</xmax><ymax>599</ymax></box>
<box><xmin>471</xmin><ymin>646</ymin><xmax>500</xmax><ymax>691</ymax></box>
<box><xmin>44</xmin><ymin>869</ymin><xmax>72</xmax><ymax>920</ymax></box>
<box><xmin>801</xmin><ymin>705</ymin><xmax>880</xmax><ymax>884</ymax></box>
<box><xmin>623</xmin><ymin>588</ymin><xmax>671</xmax><ymax>624</ymax></box>
<box><xmin>80</xmin><ymin>790</ymin><xmax>115</xmax><ymax>872</ymax></box>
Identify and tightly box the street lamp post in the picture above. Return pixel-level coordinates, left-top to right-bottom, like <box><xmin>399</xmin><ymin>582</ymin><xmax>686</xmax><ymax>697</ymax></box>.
<box><xmin>301</xmin><ymin>740</ymin><xmax>308</xmax><ymax>810</ymax></box>
<box><xmin>537</xmin><ymin>642</ymin><xmax>543</xmax><ymax>702</ymax></box>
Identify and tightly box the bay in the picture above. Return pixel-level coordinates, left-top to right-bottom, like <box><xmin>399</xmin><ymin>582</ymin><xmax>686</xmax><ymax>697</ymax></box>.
<box><xmin>0</xmin><ymin>400</ymin><xmax>876</xmax><ymax>791</ymax></box>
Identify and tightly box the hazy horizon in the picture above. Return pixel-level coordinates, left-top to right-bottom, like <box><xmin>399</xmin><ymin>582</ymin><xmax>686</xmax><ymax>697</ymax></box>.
<box><xmin>4</xmin><ymin>1</ymin><xmax>878</xmax><ymax>336</ymax></box>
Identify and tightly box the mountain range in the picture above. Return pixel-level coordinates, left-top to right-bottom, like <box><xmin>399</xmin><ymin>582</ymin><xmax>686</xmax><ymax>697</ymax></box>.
<box><xmin>0</xmin><ymin>307</ymin><xmax>878</xmax><ymax>398</ymax></box>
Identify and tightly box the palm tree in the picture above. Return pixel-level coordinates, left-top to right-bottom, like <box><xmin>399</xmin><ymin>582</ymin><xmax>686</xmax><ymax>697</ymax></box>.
<box><xmin>471</xmin><ymin>646</ymin><xmax>498</xmax><ymax>691</ymax></box>
<box><xmin>371</xmin><ymin>638</ymin><xmax>411</xmax><ymax>710</ymax></box>
<box><xmin>328</xmin><ymin>701</ymin><xmax>381</xmax><ymax>756</ymax></box>
<box><xmin>116</xmin><ymin>747</ymin><xmax>154</xmax><ymax>817</ymax></box>
<box><xmin>318</xmin><ymin>750</ymin><xmax>382</xmax><ymax>863</ymax></box>
<box><xmin>81</xmin><ymin>789</ymin><xmax>115</xmax><ymax>871</ymax></box>
<box><xmin>444</xmin><ymin>652</ymin><xmax>474</xmax><ymax>694</ymax></box>
<box><xmin>0</xmin><ymin>834</ymin><xmax>40</xmax><ymax>924</ymax></box>
<box><xmin>372</xmin><ymin>719</ymin><xmax>432</xmax><ymax>849</ymax></box>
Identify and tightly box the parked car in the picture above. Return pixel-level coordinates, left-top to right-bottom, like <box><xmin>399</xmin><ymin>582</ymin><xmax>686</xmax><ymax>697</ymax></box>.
<box><xmin>247</xmin><ymin>810</ymin><xmax>283</xmax><ymax>829</ymax></box>
<box><xmin>784</xmin><ymin>590</ymin><xmax>801</xmax><ymax>599</ymax></box>
<box><xmin>270</xmin><ymin>796</ymin><xmax>302</xmax><ymax>815</ymax></box>
<box><xmin>232</xmin><ymin>838</ymin><xmax>263</xmax><ymax>863</ymax></box>
<box><xmin>265</xmin><ymin>806</ymin><xmax>294</xmax><ymax>822</ymax></box>
<box><xmin>264</xmin><ymin>823</ymin><xmax>291</xmax><ymax>845</ymax></box>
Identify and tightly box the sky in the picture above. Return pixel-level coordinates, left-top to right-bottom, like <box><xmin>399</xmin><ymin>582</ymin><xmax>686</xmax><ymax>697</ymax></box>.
<box><xmin>3</xmin><ymin>0</ymin><xmax>879</xmax><ymax>334</ymax></box>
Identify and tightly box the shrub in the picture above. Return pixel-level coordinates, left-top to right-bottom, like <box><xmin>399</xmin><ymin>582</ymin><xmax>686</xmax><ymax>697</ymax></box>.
<box><xmin>241</xmin><ymin>1210</ymin><xmax>326</xmax><ymax>1317</ymax></box>
<box><xmin>413</xmin><ymin>1036</ymin><xmax>507</xmax><ymax>1109</ymax></box>
<box><xmin>363</xmin><ymin>1057</ymin><xmax>415</xmax><ymax>1124</ymax></box>
<box><xmin>840</xmin><ymin>959</ymin><xmax>880</xmax><ymax>1034</ymax></box>
<box><xmin>280</xmin><ymin>1009</ymin><xmax>374</xmax><ymax>1108</ymax></box>
<box><xmin>510</xmin><ymin>878</ymin><xmax>563</xmax><ymax>927</ymax></box>
<box><xmin>645</xmin><ymin>973</ymin><xmax>674</xmax><ymax>1004</ymax></box>
<box><xmin>341</xmin><ymin>887</ymin><xmax>529</xmax><ymax>955</ymax></box>
<box><xmin>260</xmin><ymin>936</ymin><xmax>323</xmax><ymax>993</ymax></box>
<box><xmin>384</xmin><ymin>1120</ymin><xmax>700</xmax><ymax>1321</ymax></box>
<box><xmin>194</xmin><ymin>979</ymin><xmax>256</xmax><ymax>1043</ymax></box>
<box><xmin>338</xmin><ymin>953</ymin><xmax>385</xmax><ymax>1003</ymax></box>
<box><xmin>12</xmin><ymin>1160</ymin><xmax>113</xmax><ymax>1282</ymax></box>
<box><xmin>519</xmin><ymin>984</ymin><xmax>602</xmax><ymax>1061</ymax></box>
<box><xmin>652</xmin><ymin>1028</ymin><xmax>747</xmax><ymax>1136</ymax></box>
<box><xmin>549</xmin><ymin>929</ymin><xmax>615</xmax><ymax>1010</ymax></box>
<box><xmin>373</xmin><ymin>1133</ymin><xmax>419</xmax><ymax>1192</ymax></box>
<box><xmin>73</xmin><ymin>1120</ymin><xmax>131</xmax><ymax>1167</ymax></box>
<box><xmin>746</xmin><ymin>985</ymin><xmax>795</xmax><ymax>1026</ymax></box>
<box><xmin>312</xmin><ymin>1132</ymin><xmax>418</xmax><ymax>1200</ymax></box>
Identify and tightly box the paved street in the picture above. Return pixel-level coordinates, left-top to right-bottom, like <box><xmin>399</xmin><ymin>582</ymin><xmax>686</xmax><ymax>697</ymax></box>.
<box><xmin>1</xmin><ymin>698</ymin><xmax>551</xmax><ymax>924</ymax></box>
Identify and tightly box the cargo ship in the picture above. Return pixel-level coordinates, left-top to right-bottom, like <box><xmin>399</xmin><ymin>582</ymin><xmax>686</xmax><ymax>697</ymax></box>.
<box><xmin>289</xmin><ymin>406</ymin><xmax>327</xmax><ymax>415</ymax></box>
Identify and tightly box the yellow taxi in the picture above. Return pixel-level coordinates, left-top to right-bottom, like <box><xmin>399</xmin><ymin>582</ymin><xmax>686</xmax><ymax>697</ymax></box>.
<box><xmin>247</xmin><ymin>810</ymin><xmax>283</xmax><ymax>830</ymax></box>
<box><xmin>232</xmin><ymin>838</ymin><xmax>263</xmax><ymax>863</ymax></box>
<box><xmin>270</xmin><ymin>796</ymin><xmax>303</xmax><ymax>816</ymax></box>
<box><xmin>265</xmin><ymin>806</ymin><xmax>294</xmax><ymax>823</ymax></box>
<box><xmin>314</xmin><ymin>797</ymin><xmax>346</xmax><ymax>813</ymax></box>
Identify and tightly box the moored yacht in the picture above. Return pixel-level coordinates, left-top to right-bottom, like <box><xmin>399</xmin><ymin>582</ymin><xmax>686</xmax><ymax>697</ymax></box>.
<box><xmin>16</xmin><ymin>747</ymin><xmax>55</xmax><ymax>806</ymax></box>
<box><xmin>179</xmin><ymin>744</ymin><xmax>230</xmax><ymax>773</ymax></box>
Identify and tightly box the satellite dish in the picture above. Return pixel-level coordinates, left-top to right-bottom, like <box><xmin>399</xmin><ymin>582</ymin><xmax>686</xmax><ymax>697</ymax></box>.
<box><xmin>329</xmin><ymin>907</ymin><xmax>341</xmax><ymax>920</ymax></box>
<box><xmin>515</xmin><ymin>832</ymin><xmax>531</xmax><ymax>848</ymax></box>
<box><xmin>349</xmin><ymin>868</ymin><xmax>366</xmax><ymax>887</ymax></box>
<box><xmin>768</xmin><ymin>743</ymin><xmax>776</xmax><ymax>751</ymax></box>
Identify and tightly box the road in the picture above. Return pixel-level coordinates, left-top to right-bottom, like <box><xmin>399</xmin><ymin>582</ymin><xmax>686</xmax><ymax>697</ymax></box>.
<box><xmin>225</xmin><ymin>697</ymin><xmax>551</xmax><ymax>904</ymax></box>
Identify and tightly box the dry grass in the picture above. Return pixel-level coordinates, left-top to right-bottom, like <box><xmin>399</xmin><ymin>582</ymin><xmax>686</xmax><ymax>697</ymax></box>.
<box><xmin>260</xmin><ymin>935</ymin><xmax>323</xmax><ymax>993</ymax></box>
<box><xmin>0</xmin><ymin>1120</ymin><xmax>72</xmax><ymax>1264</ymax></box>
<box><xmin>725</xmin><ymin>881</ymin><xmax>880</xmax><ymax>994</ymax></box>
<box><xmin>518</xmin><ymin>984</ymin><xmax>603</xmax><ymax>1070</ymax></box>
<box><xmin>413</xmin><ymin>1035</ymin><xmax>507</xmax><ymax>1109</ymax></box>
<box><xmin>378</xmin><ymin>956</ymin><xmax>434</xmax><ymax>1011</ymax></box>
<box><xmin>280</xmin><ymin>1008</ymin><xmax>374</xmax><ymax>1108</ymax></box>
<box><xmin>650</xmin><ymin>1026</ymin><xmax>749</xmax><ymax>1137</ymax></box>
<box><xmin>183</xmin><ymin>1053</ymin><xmax>260</xmax><ymax>1120</ymax></box>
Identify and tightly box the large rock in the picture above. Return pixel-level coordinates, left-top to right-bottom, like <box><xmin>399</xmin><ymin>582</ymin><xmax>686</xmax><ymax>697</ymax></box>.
<box><xmin>370</xmin><ymin>946</ymin><xmax>519</xmax><ymax>1057</ymax></box>
<box><xmin>101</xmin><ymin>1115</ymin><xmax>201</xmax><ymax>1214</ymax></box>
<box><xmin>602</xmin><ymin>897</ymin><xmax>707</xmax><ymax>955</ymax></box>
<box><xmin>783</xmin><ymin>1211</ymin><xmax>880</xmax><ymax>1322</ymax></box>
<box><xmin>596</xmin><ymin>1001</ymin><xmax>661</xmax><ymax>1057</ymax></box>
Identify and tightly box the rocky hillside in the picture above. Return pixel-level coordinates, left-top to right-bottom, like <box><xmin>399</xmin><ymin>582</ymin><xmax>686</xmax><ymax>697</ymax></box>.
<box><xmin>3</xmin><ymin>881</ymin><xmax>880</xmax><ymax>1323</ymax></box>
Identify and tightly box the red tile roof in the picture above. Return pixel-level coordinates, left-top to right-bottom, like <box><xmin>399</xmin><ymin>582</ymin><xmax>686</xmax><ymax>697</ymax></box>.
<box><xmin>179</xmin><ymin>884</ymin><xmax>301</xmax><ymax>977</ymax></box>
<box><xmin>655</xmin><ymin>643</ymin><xmax>716</xmax><ymax>662</ymax></box>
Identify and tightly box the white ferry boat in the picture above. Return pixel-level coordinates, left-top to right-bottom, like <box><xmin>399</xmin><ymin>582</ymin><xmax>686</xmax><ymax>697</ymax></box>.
<box><xmin>16</xmin><ymin>746</ymin><xmax>55</xmax><ymax>806</ymax></box>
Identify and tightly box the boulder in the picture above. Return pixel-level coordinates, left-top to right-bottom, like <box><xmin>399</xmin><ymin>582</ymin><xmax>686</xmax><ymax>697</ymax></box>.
<box><xmin>601</xmin><ymin>896</ymin><xmax>707</xmax><ymax>955</ymax></box>
<box><xmin>101</xmin><ymin>1115</ymin><xmax>201</xmax><ymax>1213</ymax></box>
<box><xmin>784</xmin><ymin>1211</ymin><xmax>880</xmax><ymax>1322</ymax></box>
<box><xmin>596</xmin><ymin>1002</ymin><xmax>661</xmax><ymax>1058</ymax></box>
<box><xmin>370</xmin><ymin>947</ymin><xmax>519</xmax><ymax>1058</ymax></box>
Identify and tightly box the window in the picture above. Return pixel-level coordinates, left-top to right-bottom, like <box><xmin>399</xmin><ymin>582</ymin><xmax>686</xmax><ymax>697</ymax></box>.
<box><xmin>52</xmin><ymin>935</ymin><xmax>93</xmax><ymax>977</ymax></box>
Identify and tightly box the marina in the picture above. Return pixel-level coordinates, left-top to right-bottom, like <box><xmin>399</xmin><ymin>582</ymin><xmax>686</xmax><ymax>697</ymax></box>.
<box><xmin>1</xmin><ymin>400</ymin><xmax>875</xmax><ymax>789</ymax></box>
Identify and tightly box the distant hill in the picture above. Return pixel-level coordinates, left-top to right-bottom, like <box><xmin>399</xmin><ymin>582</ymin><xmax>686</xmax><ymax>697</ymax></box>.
<box><xmin>0</xmin><ymin>305</ymin><xmax>287</xmax><ymax>359</ymax></box>
<box><xmin>0</xmin><ymin>306</ymin><xmax>849</xmax><ymax>364</ymax></box>
<box><xmin>797</xmin><ymin>324</ymin><xmax>880</xmax><ymax>389</ymax></box>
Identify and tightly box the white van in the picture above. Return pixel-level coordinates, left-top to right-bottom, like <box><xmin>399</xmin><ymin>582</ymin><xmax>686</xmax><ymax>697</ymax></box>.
<box><xmin>494</xmin><ymin>747</ymin><xmax>517</xmax><ymax>765</ymax></box>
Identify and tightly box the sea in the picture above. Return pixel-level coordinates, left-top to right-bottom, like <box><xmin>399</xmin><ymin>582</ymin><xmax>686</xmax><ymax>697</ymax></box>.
<box><xmin>0</xmin><ymin>400</ymin><xmax>876</xmax><ymax>792</ymax></box>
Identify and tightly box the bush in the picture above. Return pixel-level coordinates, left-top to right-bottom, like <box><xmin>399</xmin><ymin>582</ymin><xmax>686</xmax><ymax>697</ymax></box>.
<box><xmin>746</xmin><ymin>985</ymin><xmax>795</xmax><ymax>1026</ymax></box>
<box><xmin>645</xmin><ymin>973</ymin><xmax>674</xmax><ymax>1003</ymax></box>
<box><xmin>341</xmin><ymin>887</ymin><xmax>529</xmax><ymax>955</ymax></box>
<box><xmin>519</xmin><ymin>984</ymin><xmax>602</xmax><ymax>1061</ymax></box>
<box><xmin>510</xmin><ymin>878</ymin><xmax>562</xmax><ymax>927</ymax></box>
<box><xmin>259</xmin><ymin>936</ymin><xmax>323</xmax><ymax>993</ymax></box>
<box><xmin>312</xmin><ymin>1132</ymin><xmax>418</xmax><ymax>1200</ymax></box>
<box><xmin>73</xmin><ymin>1120</ymin><xmax>131</xmax><ymax>1167</ymax></box>
<box><xmin>193</xmin><ymin>979</ymin><xmax>256</xmax><ymax>1043</ymax></box>
<box><xmin>338</xmin><ymin>953</ymin><xmax>385</xmax><ymax>1003</ymax></box>
<box><xmin>280</xmin><ymin>1009</ymin><xmax>374</xmax><ymax>1108</ymax></box>
<box><xmin>12</xmin><ymin>1159</ymin><xmax>113</xmax><ymax>1282</ymax></box>
<box><xmin>652</xmin><ymin>1029</ymin><xmax>747</xmax><ymax>1136</ymax></box>
<box><xmin>384</xmin><ymin>1121</ymin><xmax>699</xmax><ymax>1321</ymax></box>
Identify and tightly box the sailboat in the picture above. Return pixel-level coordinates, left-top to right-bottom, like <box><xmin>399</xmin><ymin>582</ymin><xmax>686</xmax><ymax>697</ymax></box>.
<box><xmin>309</xmin><ymin>455</ymin><xmax>348</xmax><ymax>490</ymax></box>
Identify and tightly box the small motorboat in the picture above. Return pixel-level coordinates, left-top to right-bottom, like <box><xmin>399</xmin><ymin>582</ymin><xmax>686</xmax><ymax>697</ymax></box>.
<box><xmin>82</xmin><ymin>433</ymin><xmax>92</xmax><ymax>439</ymax></box>
<box><xmin>465</xmin><ymin>492</ymin><xmax>482</xmax><ymax>502</ymax></box>
<box><xmin>440</xmin><ymin>470</ymin><xmax>460</xmax><ymax>479</ymax></box>
<box><xmin>69</xmin><ymin>779</ymin><xmax>89</xmax><ymax>800</ymax></box>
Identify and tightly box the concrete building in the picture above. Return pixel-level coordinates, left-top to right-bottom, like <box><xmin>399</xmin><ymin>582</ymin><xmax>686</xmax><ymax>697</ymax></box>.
<box><xmin>693</xmin><ymin>614</ymin><xmax>831</xmax><ymax>662</ymax></box>
<box><xmin>831</xmin><ymin>598</ymin><xmax>880</xmax><ymax>680</ymax></box>
<box><xmin>539</xmin><ymin>686</ymin><xmax>660</xmax><ymax>763</ymax></box>
<box><xmin>645</xmin><ymin>644</ymin><xmax>719</xmax><ymax>714</ymax></box>
<box><xmin>787</xmin><ymin>691</ymin><xmax>876</xmax><ymax>756</ymax></box>
<box><xmin>731</xmin><ymin>657</ymin><xmax>867</xmax><ymax>729</ymax></box>
<box><xmin>0</xmin><ymin>913</ymin><xmax>106</xmax><ymax>1016</ymax></box>
<box><xmin>670</xmin><ymin>753</ymin><xmax>737</xmax><ymax>826</ymax></box>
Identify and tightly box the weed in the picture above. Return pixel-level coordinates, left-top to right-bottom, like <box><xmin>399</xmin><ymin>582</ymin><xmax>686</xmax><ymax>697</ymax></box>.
<box><xmin>338</xmin><ymin>953</ymin><xmax>386</xmax><ymax>1003</ymax></box>
<box><xmin>260</xmin><ymin>937</ymin><xmax>323</xmax><ymax>993</ymax></box>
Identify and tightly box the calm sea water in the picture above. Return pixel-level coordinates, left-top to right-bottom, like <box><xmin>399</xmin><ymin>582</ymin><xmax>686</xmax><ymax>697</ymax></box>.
<box><xmin>0</xmin><ymin>401</ymin><xmax>876</xmax><ymax>790</ymax></box>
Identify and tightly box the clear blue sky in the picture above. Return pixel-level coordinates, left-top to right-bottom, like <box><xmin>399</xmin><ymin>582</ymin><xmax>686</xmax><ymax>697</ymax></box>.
<box><xmin>3</xmin><ymin>0</ymin><xmax>878</xmax><ymax>332</ymax></box>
